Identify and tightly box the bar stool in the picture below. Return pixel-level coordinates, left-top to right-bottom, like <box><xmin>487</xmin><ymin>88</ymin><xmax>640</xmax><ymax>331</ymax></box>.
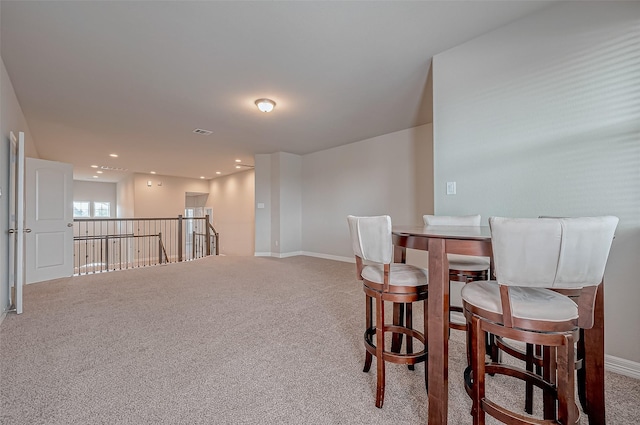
<box><xmin>462</xmin><ymin>216</ymin><xmax>617</xmax><ymax>424</ymax></box>
<box><xmin>347</xmin><ymin>215</ymin><xmax>429</xmax><ymax>408</ymax></box>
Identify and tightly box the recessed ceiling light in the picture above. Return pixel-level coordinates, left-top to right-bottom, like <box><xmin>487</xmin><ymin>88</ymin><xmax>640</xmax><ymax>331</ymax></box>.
<box><xmin>216</xmin><ymin>171</ymin><xmax>221</xmax><ymax>175</ymax></box>
<box><xmin>235</xmin><ymin>159</ymin><xmax>241</xmax><ymax>163</ymax></box>
<box><xmin>93</xmin><ymin>175</ymin><xmax>99</xmax><ymax>178</ymax></box>
<box><xmin>109</xmin><ymin>153</ymin><xmax>118</xmax><ymax>158</ymax></box>
<box><xmin>235</xmin><ymin>165</ymin><xmax>241</xmax><ymax>169</ymax></box>
<box><xmin>255</xmin><ymin>98</ymin><xmax>276</xmax><ymax>113</ymax></box>
<box><xmin>91</xmin><ymin>165</ymin><xmax>98</xmax><ymax>168</ymax></box>
<box><xmin>150</xmin><ymin>171</ymin><xmax>156</xmax><ymax>174</ymax></box>
<box><xmin>96</xmin><ymin>171</ymin><xmax>103</xmax><ymax>174</ymax></box>
<box><xmin>200</xmin><ymin>176</ymin><xmax>205</xmax><ymax>179</ymax></box>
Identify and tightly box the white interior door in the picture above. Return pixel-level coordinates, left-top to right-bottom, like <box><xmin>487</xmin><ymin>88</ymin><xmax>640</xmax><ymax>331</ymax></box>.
<box><xmin>8</xmin><ymin>131</ymin><xmax>25</xmax><ymax>313</ymax></box>
<box><xmin>25</xmin><ymin>158</ymin><xmax>73</xmax><ymax>284</ymax></box>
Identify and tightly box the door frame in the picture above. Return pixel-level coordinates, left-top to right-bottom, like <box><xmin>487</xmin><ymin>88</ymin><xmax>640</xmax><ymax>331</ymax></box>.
<box><xmin>8</xmin><ymin>131</ymin><xmax>25</xmax><ymax>314</ymax></box>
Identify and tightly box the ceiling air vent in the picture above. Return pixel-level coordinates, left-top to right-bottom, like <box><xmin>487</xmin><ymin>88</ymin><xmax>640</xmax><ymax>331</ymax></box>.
<box><xmin>193</xmin><ymin>128</ymin><xmax>212</xmax><ymax>136</ymax></box>
<box><xmin>100</xmin><ymin>166</ymin><xmax>128</xmax><ymax>171</ymax></box>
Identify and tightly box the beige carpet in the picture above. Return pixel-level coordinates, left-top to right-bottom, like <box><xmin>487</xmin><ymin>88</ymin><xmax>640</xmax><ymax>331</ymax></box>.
<box><xmin>1</xmin><ymin>256</ymin><xmax>638</xmax><ymax>424</ymax></box>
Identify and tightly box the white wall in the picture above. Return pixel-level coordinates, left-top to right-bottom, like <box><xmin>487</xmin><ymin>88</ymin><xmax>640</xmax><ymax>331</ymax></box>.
<box><xmin>185</xmin><ymin>194</ymin><xmax>208</xmax><ymax>208</ymax></box>
<box><xmin>116</xmin><ymin>174</ymin><xmax>135</xmax><ymax>218</ymax></box>
<box><xmin>277</xmin><ymin>153</ymin><xmax>302</xmax><ymax>255</ymax></box>
<box><xmin>255</xmin><ymin>152</ymin><xmax>303</xmax><ymax>257</ymax></box>
<box><xmin>254</xmin><ymin>154</ymin><xmax>272</xmax><ymax>255</ymax></box>
<box><xmin>114</xmin><ymin>172</ymin><xmax>256</xmax><ymax>256</ymax></box>
<box><xmin>433</xmin><ymin>2</ymin><xmax>640</xmax><ymax>362</ymax></box>
<box><xmin>128</xmin><ymin>173</ymin><xmax>209</xmax><ymax>218</ymax></box>
<box><xmin>0</xmin><ymin>52</ymin><xmax>39</xmax><ymax>322</ymax></box>
<box><xmin>1</xmin><ymin>65</ymin><xmax>38</xmax><ymax>158</ymax></box>
<box><xmin>207</xmin><ymin>169</ymin><xmax>255</xmax><ymax>256</ymax></box>
<box><xmin>301</xmin><ymin>124</ymin><xmax>433</xmax><ymax>260</ymax></box>
<box><xmin>269</xmin><ymin>154</ymin><xmax>282</xmax><ymax>255</ymax></box>
<box><xmin>73</xmin><ymin>181</ymin><xmax>117</xmax><ymax>217</ymax></box>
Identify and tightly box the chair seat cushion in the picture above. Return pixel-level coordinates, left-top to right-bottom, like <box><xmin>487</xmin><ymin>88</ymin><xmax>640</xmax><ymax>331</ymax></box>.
<box><xmin>461</xmin><ymin>280</ymin><xmax>578</xmax><ymax>322</ymax></box>
<box><xmin>362</xmin><ymin>264</ymin><xmax>428</xmax><ymax>287</ymax></box>
<box><xmin>448</xmin><ymin>254</ymin><xmax>490</xmax><ymax>272</ymax></box>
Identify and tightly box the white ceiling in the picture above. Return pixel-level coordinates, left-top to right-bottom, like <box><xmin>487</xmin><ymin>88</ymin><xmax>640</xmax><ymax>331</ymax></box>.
<box><xmin>1</xmin><ymin>1</ymin><xmax>552</xmax><ymax>183</ymax></box>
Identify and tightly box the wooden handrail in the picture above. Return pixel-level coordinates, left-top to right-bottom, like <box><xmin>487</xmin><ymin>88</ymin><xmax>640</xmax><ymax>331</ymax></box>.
<box><xmin>208</xmin><ymin>221</ymin><xmax>220</xmax><ymax>256</ymax></box>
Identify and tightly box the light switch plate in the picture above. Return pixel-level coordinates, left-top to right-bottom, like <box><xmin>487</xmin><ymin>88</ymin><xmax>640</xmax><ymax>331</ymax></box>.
<box><xmin>446</xmin><ymin>182</ymin><xmax>456</xmax><ymax>195</ymax></box>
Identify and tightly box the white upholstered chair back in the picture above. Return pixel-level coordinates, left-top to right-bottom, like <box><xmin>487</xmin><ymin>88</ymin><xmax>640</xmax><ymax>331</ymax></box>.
<box><xmin>347</xmin><ymin>215</ymin><xmax>393</xmax><ymax>265</ymax></box>
<box><xmin>489</xmin><ymin>216</ymin><xmax>618</xmax><ymax>289</ymax></box>
<box><xmin>423</xmin><ymin>214</ymin><xmax>481</xmax><ymax>226</ymax></box>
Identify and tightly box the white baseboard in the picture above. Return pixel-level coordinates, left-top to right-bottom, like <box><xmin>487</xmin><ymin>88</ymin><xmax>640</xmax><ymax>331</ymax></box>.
<box><xmin>605</xmin><ymin>355</ymin><xmax>640</xmax><ymax>379</ymax></box>
<box><xmin>300</xmin><ymin>251</ymin><xmax>354</xmax><ymax>263</ymax></box>
<box><xmin>253</xmin><ymin>251</ymin><xmax>354</xmax><ymax>263</ymax></box>
<box><xmin>253</xmin><ymin>251</ymin><xmax>303</xmax><ymax>258</ymax></box>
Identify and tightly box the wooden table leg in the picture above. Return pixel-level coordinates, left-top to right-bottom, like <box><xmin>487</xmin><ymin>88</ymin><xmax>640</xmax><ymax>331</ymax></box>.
<box><xmin>428</xmin><ymin>237</ymin><xmax>449</xmax><ymax>424</ymax></box>
<box><xmin>583</xmin><ymin>283</ymin><xmax>606</xmax><ymax>425</ymax></box>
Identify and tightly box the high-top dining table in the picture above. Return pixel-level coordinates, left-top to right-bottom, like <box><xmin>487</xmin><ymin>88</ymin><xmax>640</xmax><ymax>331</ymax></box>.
<box><xmin>391</xmin><ymin>225</ymin><xmax>607</xmax><ymax>425</ymax></box>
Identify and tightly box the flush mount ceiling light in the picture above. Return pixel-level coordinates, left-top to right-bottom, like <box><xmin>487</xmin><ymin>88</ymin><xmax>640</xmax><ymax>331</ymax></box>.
<box><xmin>255</xmin><ymin>98</ymin><xmax>276</xmax><ymax>113</ymax></box>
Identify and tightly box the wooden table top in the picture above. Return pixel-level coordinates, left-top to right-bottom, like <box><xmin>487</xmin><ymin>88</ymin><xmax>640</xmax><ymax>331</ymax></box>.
<box><xmin>392</xmin><ymin>224</ymin><xmax>491</xmax><ymax>240</ymax></box>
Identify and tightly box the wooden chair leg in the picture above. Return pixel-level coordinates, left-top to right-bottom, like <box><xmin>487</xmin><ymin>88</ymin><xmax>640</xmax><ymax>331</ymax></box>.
<box><xmin>406</xmin><ymin>302</ymin><xmax>415</xmax><ymax>370</ymax></box>
<box><xmin>577</xmin><ymin>328</ymin><xmax>587</xmax><ymax>411</ymax></box>
<box><xmin>525</xmin><ymin>343</ymin><xmax>534</xmax><ymax>414</ymax></box>
<box><xmin>375</xmin><ymin>296</ymin><xmax>385</xmax><ymax>408</ymax></box>
<box><xmin>466</xmin><ymin>319</ymin><xmax>475</xmax><ymax>416</ymax></box>
<box><xmin>471</xmin><ymin>316</ymin><xmax>486</xmax><ymax>425</ymax></box>
<box><xmin>556</xmin><ymin>334</ymin><xmax>577</xmax><ymax>425</ymax></box>
<box><xmin>363</xmin><ymin>295</ymin><xmax>373</xmax><ymax>373</ymax></box>
<box><xmin>363</xmin><ymin>352</ymin><xmax>373</xmax><ymax>373</ymax></box>
<box><xmin>543</xmin><ymin>345</ymin><xmax>556</xmax><ymax>420</ymax></box>
<box><xmin>391</xmin><ymin>302</ymin><xmax>404</xmax><ymax>353</ymax></box>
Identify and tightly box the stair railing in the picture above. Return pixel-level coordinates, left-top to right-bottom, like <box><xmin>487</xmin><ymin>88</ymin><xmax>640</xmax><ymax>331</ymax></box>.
<box><xmin>73</xmin><ymin>215</ymin><xmax>219</xmax><ymax>275</ymax></box>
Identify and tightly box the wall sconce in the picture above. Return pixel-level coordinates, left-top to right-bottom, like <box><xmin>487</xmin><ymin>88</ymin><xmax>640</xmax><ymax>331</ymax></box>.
<box><xmin>147</xmin><ymin>180</ymin><xmax>152</xmax><ymax>187</ymax></box>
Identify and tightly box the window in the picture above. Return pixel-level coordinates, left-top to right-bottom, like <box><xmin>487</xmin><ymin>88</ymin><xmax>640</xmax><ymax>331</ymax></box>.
<box><xmin>73</xmin><ymin>201</ymin><xmax>90</xmax><ymax>218</ymax></box>
<box><xmin>93</xmin><ymin>202</ymin><xmax>110</xmax><ymax>218</ymax></box>
<box><xmin>73</xmin><ymin>201</ymin><xmax>111</xmax><ymax>218</ymax></box>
